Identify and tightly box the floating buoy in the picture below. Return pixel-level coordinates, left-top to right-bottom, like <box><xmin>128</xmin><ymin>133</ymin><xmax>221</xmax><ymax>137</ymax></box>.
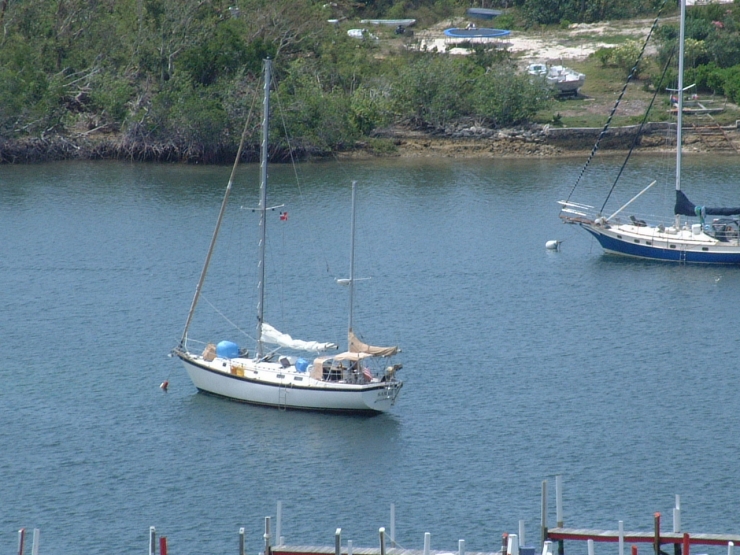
<box><xmin>160</xmin><ymin>380</ymin><xmax>169</xmax><ymax>392</ymax></box>
<box><xmin>546</xmin><ymin>240</ymin><xmax>562</xmax><ymax>250</ymax></box>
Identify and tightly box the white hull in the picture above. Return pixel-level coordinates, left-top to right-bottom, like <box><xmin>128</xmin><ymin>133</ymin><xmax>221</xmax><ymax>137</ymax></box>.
<box><xmin>176</xmin><ymin>351</ymin><xmax>402</xmax><ymax>413</ymax></box>
<box><xmin>528</xmin><ymin>64</ymin><xmax>585</xmax><ymax>94</ymax></box>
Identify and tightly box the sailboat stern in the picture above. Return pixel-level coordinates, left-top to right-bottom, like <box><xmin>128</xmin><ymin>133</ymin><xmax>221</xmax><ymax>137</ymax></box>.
<box><xmin>364</xmin><ymin>379</ymin><xmax>403</xmax><ymax>411</ymax></box>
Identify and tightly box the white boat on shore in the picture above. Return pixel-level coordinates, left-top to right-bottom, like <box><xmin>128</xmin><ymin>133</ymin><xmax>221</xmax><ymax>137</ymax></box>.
<box><xmin>360</xmin><ymin>18</ymin><xmax>416</xmax><ymax>26</ymax></box>
<box><xmin>528</xmin><ymin>63</ymin><xmax>585</xmax><ymax>96</ymax></box>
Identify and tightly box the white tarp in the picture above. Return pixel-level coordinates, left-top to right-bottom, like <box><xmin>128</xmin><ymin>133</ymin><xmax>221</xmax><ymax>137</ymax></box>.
<box><xmin>261</xmin><ymin>323</ymin><xmax>338</xmax><ymax>353</ymax></box>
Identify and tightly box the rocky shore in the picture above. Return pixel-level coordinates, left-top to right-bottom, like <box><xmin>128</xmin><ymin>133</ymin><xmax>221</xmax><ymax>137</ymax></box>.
<box><xmin>367</xmin><ymin>120</ymin><xmax>740</xmax><ymax>158</ymax></box>
<box><xmin>2</xmin><ymin>121</ymin><xmax>738</xmax><ymax>164</ymax></box>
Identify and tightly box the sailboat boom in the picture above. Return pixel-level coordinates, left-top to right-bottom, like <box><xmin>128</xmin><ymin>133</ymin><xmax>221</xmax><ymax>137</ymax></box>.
<box><xmin>606</xmin><ymin>180</ymin><xmax>657</xmax><ymax>222</ymax></box>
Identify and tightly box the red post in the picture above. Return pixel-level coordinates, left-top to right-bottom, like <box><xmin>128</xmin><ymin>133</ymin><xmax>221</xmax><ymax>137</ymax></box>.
<box><xmin>160</xmin><ymin>536</ymin><xmax>168</xmax><ymax>555</ymax></box>
<box><xmin>654</xmin><ymin>512</ymin><xmax>662</xmax><ymax>555</ymax></box>
<box><xmin>633</xmin><ymin>545</ymin><xmax>639</xmax><ymax>555</ymax></box>
<box><xmin>683</xmin><ymin>533</ymin><xmax>690</xmax><ymax>555</ymax></box>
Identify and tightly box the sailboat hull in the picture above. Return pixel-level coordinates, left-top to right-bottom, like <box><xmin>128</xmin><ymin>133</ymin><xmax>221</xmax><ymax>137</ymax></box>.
<box><xmin>177</xmin><ymin>351</ymin><xmax>402</xmax><ymax>414</ymax></box>
<box><xmin>583</xmin><ymin>223</ymin><xmax>740</xmax><ymax>264</ymax></box>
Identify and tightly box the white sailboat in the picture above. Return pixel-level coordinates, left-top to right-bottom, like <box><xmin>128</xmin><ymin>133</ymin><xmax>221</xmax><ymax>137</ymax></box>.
<box><xmin>559</xmin><ymin>0</ymin><xmax>740</xmax><ymax>264</ymax></box>
<box><xmin>173</xmin><ymin>60</ymin><xmax>403</xmax><ymax>413</ymax></box>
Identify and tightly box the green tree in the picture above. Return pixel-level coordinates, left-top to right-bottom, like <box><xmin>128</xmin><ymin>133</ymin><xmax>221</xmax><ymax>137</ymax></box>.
<box><xmin>389</xmin><ymin>54</ymin><xmax>479</xmax><ymax>127</ymax></box>
<box><xmin>472</xmin><ymin>66</ymin><xmax>550</xmax><ymax>126</ymax></box>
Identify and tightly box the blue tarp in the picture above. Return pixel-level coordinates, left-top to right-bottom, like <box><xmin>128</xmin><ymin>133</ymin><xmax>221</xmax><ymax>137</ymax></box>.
<box><xmin>467</xmin><ymin>8</ymin><xmax>502</xmax><ymax>19</ymax></box>
<box><xmin>216</xmin><ymin>340</ymin><xmax>239</xmax><ymax>358</ymax></box>
<box><xmin>443</xmin><ymin>28</ymin><xmax>511</xmax><ymax>38</ymax></box>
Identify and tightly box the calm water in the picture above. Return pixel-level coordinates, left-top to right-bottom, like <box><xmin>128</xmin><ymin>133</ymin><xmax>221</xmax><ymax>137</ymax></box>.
<box><xmin>1</xmin><ymin>155</ymin><xmax>739</xmax><ymax>555</ymax></box>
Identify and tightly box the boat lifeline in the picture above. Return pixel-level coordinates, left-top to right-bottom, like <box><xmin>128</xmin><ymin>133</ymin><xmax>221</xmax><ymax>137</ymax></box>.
<box><xmin>172</xmin><ymin>60</ymin><xmax>403</xmax><ymax>412</ymax></box>
<box><xmin>558</xmin><ymin>0</ymin><xmax>740</xmax><ymax>264</ymax></box>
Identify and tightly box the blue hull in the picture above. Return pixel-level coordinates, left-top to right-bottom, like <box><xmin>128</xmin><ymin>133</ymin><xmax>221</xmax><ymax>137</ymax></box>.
<box><xmin>583</xmin><ymin>226</ymin><xmax>740</xmax><ymax>264</ymax></box>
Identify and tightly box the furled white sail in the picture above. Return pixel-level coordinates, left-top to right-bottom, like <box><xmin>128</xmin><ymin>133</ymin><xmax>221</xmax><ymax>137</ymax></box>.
<box><xmin>261</xmin><ymin>323</ymin><xmax>338</xmax><ymax>353</ymax></box>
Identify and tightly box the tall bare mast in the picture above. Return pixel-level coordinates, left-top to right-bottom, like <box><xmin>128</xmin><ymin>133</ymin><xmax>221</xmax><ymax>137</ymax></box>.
<box><xmin>675</xmin><ymin>0</ymin><xmax>686</xmax><ymax>194</ymax></box>
<box><xmin>256</xmin><ymin>59</ymin><xmax>272</xmax><ymax>358</ymax></box>
<box><xmin>674</xmin><ymin>0</ymin><xmax>686</xmax><ymax>229</ymax></box>
<box><xmin>348</xmin><ymin>181</ymin><xmax>357</xmax><ymax>335</ymax></box>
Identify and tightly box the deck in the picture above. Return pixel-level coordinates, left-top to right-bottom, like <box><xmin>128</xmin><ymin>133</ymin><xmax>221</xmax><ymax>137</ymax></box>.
<box><xmin>273</xmin><ymin>548</ymin><xmax>500</xmax><ymax>555</ymax></box>
<box><xmin>546</xmin><ymin>528</ymin><xmax>740</xmax><ymax>547</ymax></box>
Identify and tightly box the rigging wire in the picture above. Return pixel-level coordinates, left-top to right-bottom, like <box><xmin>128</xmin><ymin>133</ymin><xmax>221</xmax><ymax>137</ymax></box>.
<box><xmin>177</xmin><ymin>91</ymin><xmax>259</xmax><ymax>349</ymax></box>
<box><xmin>271</xmin><ymin>69</ymin><xmax>335</xmax><ymax>279</ymax></box>
<box><xmin>600</xmin><ymin>46</ymin><xmax>676</xmax><ymax>213</ymax></box>
<box><xmin>163</xmin><ymin>82</ymin><xmax>258</xmax><ymax>392</ymax></box>
<box><xmin>202</xmin><ymin>295</ymin><xmax>255</xmax><ymax>343</ymax></box>
<box><xmin>561</xmin><ymin>0</ymin><xmax>670</xmax><ymax>208</ymax></box>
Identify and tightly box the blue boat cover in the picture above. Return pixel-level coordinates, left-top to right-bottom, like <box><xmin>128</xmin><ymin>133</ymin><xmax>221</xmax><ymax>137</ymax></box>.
<box><xmin>216</xmin><ymin>340</ymin><xmax>240</xmax><ymax>358</ymax></box>
<box><xmin>467</xmin><ymin>8</ymin><xmax>502</xmax><ymax>19</ymax></box>
<box><xmin>443</xmin><ymin>28</ymin><xmax>511</xmax><ymax>38</ymax></box>
<box><xmin>675</xmin><ymin>190</ymin><xmax>740</xmax><ymax>217</ymax></box>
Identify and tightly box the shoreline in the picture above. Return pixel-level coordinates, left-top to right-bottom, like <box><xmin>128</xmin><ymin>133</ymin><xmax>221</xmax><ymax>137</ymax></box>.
<box><xmin>2</xmin><ymin>122</ymin><xmax>737</xmax><ymax>164</ymax></box>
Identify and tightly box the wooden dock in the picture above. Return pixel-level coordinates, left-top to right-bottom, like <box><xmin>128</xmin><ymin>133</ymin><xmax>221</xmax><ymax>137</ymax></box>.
<box><xmin>546</xmin><ymin>528</ymin><xmax>740</xmax><ymax>547</ymax></box>
<box><xmin>274</xmin><ymin>548</ymin><xmax>500</xmax><ymax>555</ymax></box>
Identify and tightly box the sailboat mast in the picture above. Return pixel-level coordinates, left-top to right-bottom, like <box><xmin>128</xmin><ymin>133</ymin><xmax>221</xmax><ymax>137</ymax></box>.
<box><xmin>256</xmin><ymin>59</ymin><xmax>271</xmax><ymax>359</ymax></box>
<box><xmin>676</xmin><ymin>0</ymin><xmax>686</xmax><ymax>194</ymax></box>
<box><xmin>348</xmin><ymin>181</ymin><xmax>357</xmax><ymax>335</ymax></box>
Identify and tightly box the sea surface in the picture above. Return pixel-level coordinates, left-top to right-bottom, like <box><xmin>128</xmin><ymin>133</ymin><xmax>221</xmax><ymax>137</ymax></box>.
<box><xmin>1</xmin><ymin>154</ymin><xmax>739</xmax><ymax>555</ymax></box>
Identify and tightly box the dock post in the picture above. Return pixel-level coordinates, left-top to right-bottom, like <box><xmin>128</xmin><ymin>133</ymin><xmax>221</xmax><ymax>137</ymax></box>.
<box><xmin>682</xmin><ymin>533</ymin><xmax>690</xmax><ymax>555</ymax></box>
<box><xmin>619</xmin><ymin>521</ymin><xmax>625</xmax><ymax>555</ymax></box>
<box><xmin>555</xmin><ymin>476</ymin><xmax>563</xmax><ymax>555</ymax></box>
<box><xmin>555</xmin><ymin>476</ymin><xmax>563</xmax><ymax>527</ymax></box>
<box><xmin>18</xmin><ymin>528</ymin><xmax>25</xmax><ymax>555</ymax></box>
<box><xmin>31</xmin><ymin>529</ymin><xmax>39</xmax><ymax>555</ymax></box>
<box><xmin>240</xmin><ymin>527</ymin><xmax>245</xmax><ymax>555</ymax></box>
<box><xmin>673</xmin><ymin>497</ymin><xmax>681</xmax><ymax>533</ymax></box>
<box><xmin>541</xmin><ymin>481</ymin><xmax>548</xmax><ymax>545</ymax></box>
<box><xmin>159</xmin><ymin>536</ymin><xmax>168</xmax><ymax>555</ymax></box>
<box><xmin>349</xmin><ymin>540</ymin><xmax>354</xmax><ymax>555</ymax></box>
<box><xmin>502</xmin><ymin>533</ymin><xmax>509</xmax><ymax>555</ymax></box>
<box><xmin>264</xmin><ymin>517</ymin><xmax>272</xmax><ymax>555</ymax></box>
<box><xmin>149</xmin><ymin>527</ymin><xmax>157</xmax><ymax>555</ymax></box>
<box><xmin>587</xmin><ymin>539</ymin><xmax>594</xmax><ymax>555</ymax></box>
<box><xmin>633</xmin><ymin>546</ymin><xmax>638</xmax><ymax>555</ymax></box>
<box><xmin>673</xmin><ymin>496</ymin><xmax>682</xmax><ymax>555</ymax></box>
<box><xmin>391</xmin><ymin>504</ymin><xmax>396</xmax><ymax>548</ymax></box>
<box><xmin>276</xmin><ymin>501</ymin><xmax>282</xmax><ymax>546</ymax></box>
<box><xmin>654</xmin><ymin>513</ymin><xmax>661</xmax><ymax>555</ymax></box>
<box><xmin>728</xmin><ymin>541</ymin><xmax>734</xmax><ymax>555</ymax></box>
<box><xmin>542</xmin><ymin>540</ymin><xmax>553</xmax><ymax>555</ymax></box>
<box><xmin>335</xmin><ymin>528</ymin><xmax>342</xmax><ymax>555</ymax></box>
<box><xmin>520</xmin><ymin>521</ymin><xmax>526</xmax><ymax>548</ymax></box>
<box><xmin>508</xmin><ymin>533</ymin><xmax>520</xmax><ymax>555</ymax></box>
<box><xmin>424</xmin><ymin>532</ymin><xmax>431</xmax><ymax>555</ymax></box>
<box><xmin>379</xmin><ymin>528</ymin><xmax>386</xmax><ymax>555</ymax></box>
<box><xmin>459</xmin><ymin>539</ymin><xmax>465</xmax><ymax>555</ymax></box>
